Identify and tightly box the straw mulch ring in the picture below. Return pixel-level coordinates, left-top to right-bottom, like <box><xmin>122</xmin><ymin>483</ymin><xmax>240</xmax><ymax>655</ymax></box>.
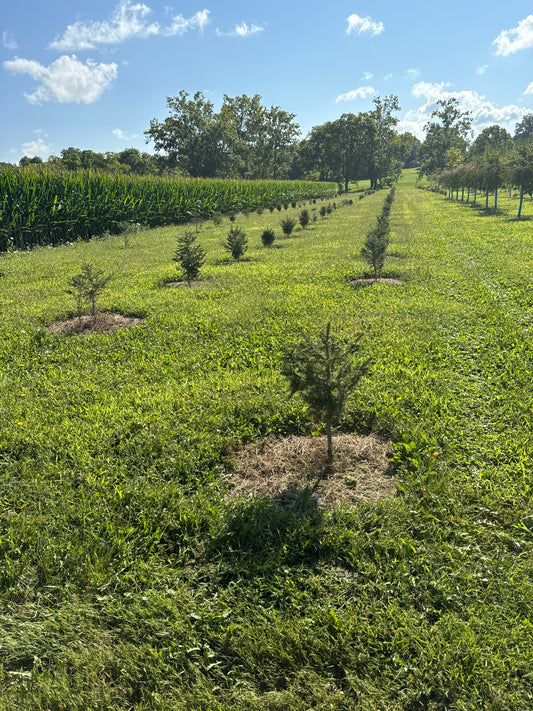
<box><xmin>225</xmin><ymin>433</ymin><xmax>396</xmax><ymax>510</ymax></box>
<box><xmin>47</xmin><ymin>312</ymin><xmax>144</xmax><ymax>336</ymax></box>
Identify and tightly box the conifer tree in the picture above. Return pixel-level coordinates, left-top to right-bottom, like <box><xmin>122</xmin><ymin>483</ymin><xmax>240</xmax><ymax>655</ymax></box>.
<box><xmin>281</xmin><ymin>323</ymin><xmax>371</xmax><ymax>462</ymax></box>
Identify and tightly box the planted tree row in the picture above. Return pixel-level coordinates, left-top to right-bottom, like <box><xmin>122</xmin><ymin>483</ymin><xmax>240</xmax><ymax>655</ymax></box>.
<box><xmin>0</xmin><ymin>169</ymin><xmax>337</xmax><ymax>252</ymax></box>
<box><xmin>434</xmin><ymin>141</ymin><xmax>533</xmax><ymax>218</ymax></box>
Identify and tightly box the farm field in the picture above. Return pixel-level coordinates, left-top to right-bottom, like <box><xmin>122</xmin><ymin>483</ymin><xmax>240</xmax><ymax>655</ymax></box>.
<box><xmin>0</xmin><ymin>170</ymin><xmax>532</xmax><ymax>709</ymax></box>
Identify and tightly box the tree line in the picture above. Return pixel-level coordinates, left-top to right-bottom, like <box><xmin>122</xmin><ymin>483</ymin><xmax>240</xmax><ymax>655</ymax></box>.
<box><xmin>419</xmin><ymin>98</ymin><xmax>533</xmax><ymax>218</ymax></box>
<box><xmin>11</xmin><ymin>92</ymin><xmax>418</xmax><ymax>188</ymax></box>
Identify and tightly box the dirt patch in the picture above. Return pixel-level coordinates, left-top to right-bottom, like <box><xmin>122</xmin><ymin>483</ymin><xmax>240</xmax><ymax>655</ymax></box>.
<box><xmin>225</xmin><ymin>433</ymin><xmax>396</xmax><ymax>510</ymax></box>
<box><xmin>47</xmin><ymin>312</ymin><xmax>144</xmax><ymax>336</ymax></box>
<box><xmin>350</xmin><ymin>277</ymin><xmax>403</xmax><ymax>286</ymax></box>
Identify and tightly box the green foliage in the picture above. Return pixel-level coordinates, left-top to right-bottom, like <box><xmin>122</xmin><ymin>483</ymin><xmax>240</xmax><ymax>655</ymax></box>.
<box><xmin>223</xmin><ymin>226</ymin><xmax>248</xmax><ymax>260</ymax></box>
<box><xmin>1</xmin><ymin>174</ymin><xmax>532</xmax><ymax>709</ymax></box>
<box><xmin>261</xmin><ymin>228</ymin><xmax>276</xmax><ymax>247</ymax></box>
<box><xmin>280</xmin><ymin>216</ymin><xmax>297</xmax><ymax>236</ymax></box>
<box><xmin>281</xmin><ymin>322</ymin><xmax>371</xmax><ymax>459</ymax></box>
<box><xmin>360</xmin><ymin>188</ymin><xmax>395</xmax><ymax>278</ymax></box>
<box><xmin>299</xmin><ymin>209</ymin><xmax>310</xmax><ymax>229</ymax></box>
<box><xmin>66</xmin><ymin>262</ymin><xmax>112</xmax><ymax>316</ymax></box>
<box><xmin>173</xmin><ymin>231</ymin><xmax>206</xmax><ymax>286</ymax></box>
<box><xmin>0</xmin><ymin>169</ymin><xmax>336</xmax><ymax>252</ymax></box>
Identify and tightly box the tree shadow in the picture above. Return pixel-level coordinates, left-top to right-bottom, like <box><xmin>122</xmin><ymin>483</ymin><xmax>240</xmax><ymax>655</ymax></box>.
<box><xmin>210</xmin><ymin>492</ymin><xmax>328</xmax><ymax>583</ymax></box>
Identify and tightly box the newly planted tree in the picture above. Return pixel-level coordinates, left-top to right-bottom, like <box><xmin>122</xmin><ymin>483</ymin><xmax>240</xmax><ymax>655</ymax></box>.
<box><xmin>223</xmin><ymin>227</ymin><xmax>248</xmax><ymax>261</ymax></box>
<box><xmin>261</xmin><ymin>228</ymin><xmax>276</xmax><ymax>247</ymax></box>
<box><xmin>280</xmin><ymin>217</ymin><xmax>297</xmax><ymax>236</ymax></box>
<box><xmin>281</xmin><ymin>323</ymin><xmax>371</xmax><ymax>462</ymax></box>
<box><xmin>66</xmin><ymin>263</ymin><xmax>112</xmax><ymax>318</ymax></box>
<box><xmin>299</xmin><ymin>209</ymin><xmax>310</xmax><ymax>229</ymax></box>
<box><xmin>173</xmin><ymin>231</ymin><xmax>206</xmax><ymax>286</ymax></box>
<box><xmin>360</xmin><ymin>217</ymin><xmax>390</xmax><ymax>280</ymax></box>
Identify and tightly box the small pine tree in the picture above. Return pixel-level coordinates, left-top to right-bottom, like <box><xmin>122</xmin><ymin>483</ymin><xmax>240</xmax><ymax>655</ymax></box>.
<box><xmin>66</xmin><ymin>263</ymin><xmax>112</xmax><ymax>318</ymax></box>
<box><xmin>223</xmin><ymin>227</ymin><xmax>248</xmax><ymax>261</ymax></box>
<box><xmin>281</xmin><ymin>323</ymin><xmax>371</xmax><ymax>462</ymax></box>
<box><xmin>280</xmin><ymin>217</ymin><xmax>297</xmax><ymax>236</ymax></box>
<box><xmin>360</xmin><ymin>215</ymin><xmax>390</xmax><ymax>280</ymax></box>
<box><xmin>174</xmin><ymin>231</ymin><xmax>206</xmax><ymax>286</ymax></box>
<box><xmin>261</xmin><ymin>228</ymin><xmax>276</xmax><ymax>247</ymax></box>
<box><xmin>320</xmin><ymin>205</ymin><xmax>327</xmax><ymax>218</ymax></box>
<box><xmin>299</xmin><ymin>209</ymin><xmax>310</xmax><ymax>229</ymax></box>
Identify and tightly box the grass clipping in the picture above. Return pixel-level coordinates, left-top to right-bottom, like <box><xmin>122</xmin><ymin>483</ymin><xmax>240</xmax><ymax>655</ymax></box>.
<box><xmin>226</xmin><ymin>433</ymin><xmax>396</xmax><ymax>509</ymax></box>
<box><xmin>47</xmin><ymin>313</ymin><xmax>144</xmax><ymax>336</ymax></box>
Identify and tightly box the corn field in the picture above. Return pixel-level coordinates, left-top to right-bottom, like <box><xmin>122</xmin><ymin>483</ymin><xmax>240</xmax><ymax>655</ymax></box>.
<box><xmin>0</xmin><ymin>168</ymin><xmax>337</xmax><ymax>251</ymax></box>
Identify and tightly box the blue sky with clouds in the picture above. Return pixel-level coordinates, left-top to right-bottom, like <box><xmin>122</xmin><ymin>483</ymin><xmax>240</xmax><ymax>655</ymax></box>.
<box><xmin>1</xmin><ymin>1</ymin><xmax>532</xmax><ymax>163</ymax></box>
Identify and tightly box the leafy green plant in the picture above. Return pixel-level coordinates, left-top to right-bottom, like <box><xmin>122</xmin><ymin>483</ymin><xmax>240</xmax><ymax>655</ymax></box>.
<box><xmin>280</xmin><ymin>217</ymin><xmax>297</xmax><ymax>236</ymax></box>
<box><xmin>261</xmin><ymin>228</ymin><xmax>276</xmax><ymax>247</ymax></box>
<box><xmin>66</xmin><ymin>263</ymin><xmax>112</xmax><ymax>317</ymax></box>
<box><xmin>223</xmin><ymin>226</ymin><xmax>248</xmax><ymax>260</ymax></box>
<box><xmin>281</xmin><ymin>322</ymin><xmax>371</xmax><ymax>461</ymax></box>
<box><xmin>299</xmin><ymin>209</ymin><xmax>310</xmax><ymax>229</ymax></box>
<box><xmin>173</xmin><ymin>231</ymin><xmax>206</xmax><ymax>286</ymax></box>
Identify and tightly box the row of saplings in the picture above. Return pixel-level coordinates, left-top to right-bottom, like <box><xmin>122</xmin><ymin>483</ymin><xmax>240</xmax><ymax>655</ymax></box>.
<box><xmin>63</xmin><ymin>189</ymin><xmax>395</xmax><ymax>462</ymax></box>
<box><xmin>65</xmin><ymin>260</ymin><xmax>371</xmax><ymax>463</ymax></box>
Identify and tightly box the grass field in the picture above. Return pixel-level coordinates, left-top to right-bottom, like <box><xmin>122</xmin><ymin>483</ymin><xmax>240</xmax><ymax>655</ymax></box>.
<box><xmin>0</xmin><ymin>171</ymin><xmax>532</xmax><ymax>709</ymax></box>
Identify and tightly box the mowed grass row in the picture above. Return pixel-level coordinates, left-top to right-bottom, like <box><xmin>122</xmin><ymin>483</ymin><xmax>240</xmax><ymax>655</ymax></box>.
<box><xmin>0</xmin><ymin>168</ymin><xmax>337</xmax><ymax>251</ymax></box>
<box><xmin>0</xmin><ymin>173</ymin><xmax>531</xmax><ymax>709</ymax></box>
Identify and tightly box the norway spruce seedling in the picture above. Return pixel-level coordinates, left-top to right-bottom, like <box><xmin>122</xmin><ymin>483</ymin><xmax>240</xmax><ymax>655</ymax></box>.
<box><xmin>281</xmin><ymin>323</ymin><xmax>371</xmax><ymax>462</ymax></box>
<box><xmin>223</xmin><ymin>227</ymin><xmax>248</xmax><ymax>261</ymax></box>
<box><xmin>66</xmin><ymin>263</ymin><xmax>112</xmax><ymax>318</ymax></box>
<box><xmin>261</xmin><ymin>228</ymin><xmax>276</xmax><ymax>247</ymax></box>
<box><xmin>299</xmin><ymin>209</ymin><xmax>310</xmax><ymax>229</ymax></box>
<box><xmin>173</xmin><ymin>231</ymin><xmax>206</xmax><ymax>286</ymax></box>
<box><xmin>280</xmin><ymin>217</ymin><xmax>297</xmax><ymax>236</ymax></box>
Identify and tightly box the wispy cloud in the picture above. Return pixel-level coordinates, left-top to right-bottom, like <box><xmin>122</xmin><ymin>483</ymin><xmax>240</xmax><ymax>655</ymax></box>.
<box><xmin>11</xmin><ymin>131</ymin><xmax>53</xmax><ymax>161</ymax></box>
<box><xmin>216</xmin><ymin>22</ymin><xmax>264</xmax><ymax>37</ymax></box>
<box><xmin>2</xmin><ymin>30</ymin><xmax>18</xmax><ymax>50</ymax></box>
<box><xmin>406</xmin><ymin>68</ymin><xmax>420</xmax><ymax>80</ymax></box>
<box><xmin>49</xmin><ymin>1</ymin><xmax>209</xmax><ymax>51</ymax></box>
<box><xmin>362</xmin><ymin>72</ymin><xmax>374</xmax><ymax>80</ymax></box>
<box><xmin>336</xmin><ymin>86</ymin><xmax>375</xmax><ymax>102</ymax></box>
<box><xmin>524</xmin><ymin>82</ymin><xmax>533</xmax><ymax>95</ymax></box>
<box><xmin>113</xmin><ymin>128</ymin><xmax>138</xmax><ymax>139</ymax></box>
<box><xmin>346</xmin><ymin>14</ymin><xmax>384</xmax><ymax>37</ymax></box>
<box><xmin>476</xmin><ymin>64</ymin><xmax>489</xmax><ymax>75</ymax></box>
<box><xmin>4</xmin><ymin>55</ymin><xmax>118</xmax><ymax>104</ymax></box>
<box><xmin>493</xmin><ymin>14</ymin><xmax>533</xmax><ymax>56</ymax></box>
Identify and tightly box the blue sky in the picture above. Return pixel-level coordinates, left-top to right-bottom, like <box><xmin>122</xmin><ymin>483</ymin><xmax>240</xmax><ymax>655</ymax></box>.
<box><xmin>1</xmin><ymin>1</ymin><xmax>532</xmax><ymax>163</ymax></box>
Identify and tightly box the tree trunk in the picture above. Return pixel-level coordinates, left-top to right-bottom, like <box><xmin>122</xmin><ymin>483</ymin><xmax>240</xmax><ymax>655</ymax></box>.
<box><xmin>517</xmin><ymin>187</ymin><xmax>524</xmax><ymax>219</ymax></box>
<box><xmin>326</xmin><ymin>420</ymin><xmax>333</xmax><ymax>463</ymax></box>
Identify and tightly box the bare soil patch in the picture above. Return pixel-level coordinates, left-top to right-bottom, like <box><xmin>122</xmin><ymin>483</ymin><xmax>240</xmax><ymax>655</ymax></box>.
<box><xmin>47</xmin><ymin>312</ymin><xmax>144</xmax><ymax>336</ymax></box>
<box><xmin>350</xmin><ymin>277</ymin><xmax>403</xmax><ymax>286</ymax></box>
<box><xmin>225</xmin><ymin>433</ymin><xmax>396</xmax><ymax>510</ymax></box>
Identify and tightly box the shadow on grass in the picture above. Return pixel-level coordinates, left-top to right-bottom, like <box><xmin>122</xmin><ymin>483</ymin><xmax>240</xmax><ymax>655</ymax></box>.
<box><xmin>212</xmin><ymin>492</ymin><xmax>328</xmax><ymax>581</ymax></box>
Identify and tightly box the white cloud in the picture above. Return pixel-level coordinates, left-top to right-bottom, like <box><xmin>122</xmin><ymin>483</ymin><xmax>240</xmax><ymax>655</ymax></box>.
<box><xmin>50</xmin><ymin>1</ymin><xmax>159</xmax><ymax>50</ymax></box>
<box><xmin>4</xmin><ymin>55</ymin><xmax>118</xmax><ymax>104</ymax></box>
<box><xmin>164</xmin><ymin>10</ymin><xmax>210</xmax><ymax>36</ymax></box>
<box><xmin>11</xmin><ymin>132</ymin><xmax>53</xmax><ymax>161</ymax></box>
<box><xmin>49</xmin><ymin>1</ymin><xmax>209</xmax><ymax>50</ymax></box>
<box><xmin>493</xmin><ymin>15</ymin><xmax>533</xmax><ymax>56</ymax></box>
<box><xmin>476</xmin><ymin>64</ymin><xmax>489</xmax><ymax>75</ymax></box>
<box><xmin>524</xmin><ymin>82</ymin><xmax>533</xmax><ymax>94</ymax></box>
<box><xmin>113</xmin><ymin>128</ymin><xmax>138</xmax><ymax>139</ymax></box>
<box><xmin>362</xmin><ymin>72</ymin><xmax>374</xmax><ymax>80</ymax></box>
<box><xmin>346</xmin><ymin>14</ymin><xmax>384</xmax><ymax>37</ymax></box>
<box><xmin>399</xmin><ymin>81</ymin><xmax>528</xmax><ymax>139</ymax></box>
<box><xmin>2</xmin><ymin>30</ymin><xmax>18</xmax><ymax>50</ymax></box>
<box><xmin>406</xmin><ymin>68</ymin><xmax>420</xmax><ymax>79</ymax></box>
<box><xmin>336</xmin><ymin>86</ymin><xmax>375</xmax><ymax>102</ymax></box>
<box><xmin>216</xmin><ymin>22</ymin><xmax>264</xmax><ymax>37</ymax></box>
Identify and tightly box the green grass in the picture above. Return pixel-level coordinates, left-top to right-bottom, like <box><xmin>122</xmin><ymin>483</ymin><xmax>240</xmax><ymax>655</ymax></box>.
<box><xmin>0</xmin><ymin>174</ymin><xmax>531</xmax><ymax>709</ymax></box>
